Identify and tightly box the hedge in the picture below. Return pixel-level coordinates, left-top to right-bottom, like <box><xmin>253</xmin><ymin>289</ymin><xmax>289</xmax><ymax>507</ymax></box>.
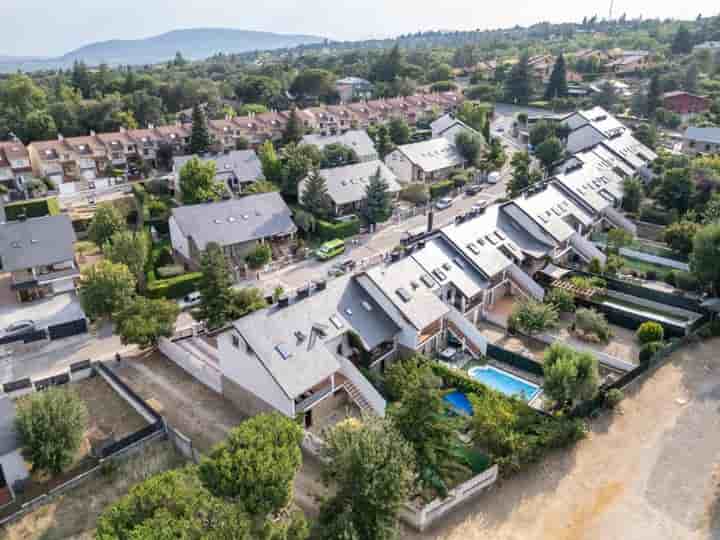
<box><xmin>316</xmin><ymin>217</ymin><xmax>361</xmax><ymax>241</ymax></box>
<box><xmin>4</xmin><ymin>197</ymin><xmax>60</xmax><ymax>221</ymax></box>
<box><xmin>146</xmin><ymin>272</ymin><xmax>202</xmax><ymax>299</ymax></box>
<box><xmin>429</xmin><ymin>180</ymin><xmax>454</xmax><ymax>200</ymax></box>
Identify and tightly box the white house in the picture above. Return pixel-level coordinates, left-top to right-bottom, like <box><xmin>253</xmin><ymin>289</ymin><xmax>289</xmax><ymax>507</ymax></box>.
<box><xmin>430</xmin><ymin>114</ymin><xmax>483</xmax><ymax>144</ymax></box>
<box><xmin>384</xmin><ymin>138</ymin><xmax>464</xmax><ymax>184</ymax></box>
<box><xmin>301</xmin><ymin>130</ymin><xmax>379</xmax><ymax>163</ymax></box>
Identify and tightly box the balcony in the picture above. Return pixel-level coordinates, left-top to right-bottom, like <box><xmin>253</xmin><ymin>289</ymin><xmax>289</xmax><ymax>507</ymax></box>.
<box><xmin>36</xmin><ymin>267</ymin><xmax>80</xmax><ymax>284</ymax></box>
<box><xmin>295</xmin><ymin>383</ymin><xmax>334</xmax><ymax>413</ymax></box>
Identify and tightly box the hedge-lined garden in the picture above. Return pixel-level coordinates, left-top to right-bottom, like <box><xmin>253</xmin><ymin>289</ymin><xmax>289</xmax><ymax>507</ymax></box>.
<box><xmin>146</xmin><ymin>272</ymin><xmax>203</xmax><ymax>300</ymax></box>
<box><xmin>316</xmin><ymin>217</ymin><xmax>361</xmax><ymax>241</ymax></box>
<box><xmin>4</xmin><ymin>197</ymin><xmax>60</xmax><ymax>220</ymax></box>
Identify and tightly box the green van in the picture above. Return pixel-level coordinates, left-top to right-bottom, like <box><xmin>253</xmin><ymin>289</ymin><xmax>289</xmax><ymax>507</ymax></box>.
<box><xmin>316</xmin><ymin>239</ymin><xmax>346</xmax><ymax>261</ymax></box>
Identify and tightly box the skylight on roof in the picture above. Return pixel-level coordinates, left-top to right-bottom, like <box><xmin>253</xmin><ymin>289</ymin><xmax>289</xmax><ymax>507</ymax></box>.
<box><xmin>275</xmin><ymin>343</ymin><xmax>292</xmax><ymax>360</ymax></box>
<box><xmin>420</xmin><ymin>275</ymin><xmax>434</xmax><ymax>288</ymax></box>
<box><xmin>396</xmin><ymin>288</ymin><xmax>412</xmax><ymax>303</ymax></box>
<box><xmin>361</xmin><ymin>301</ymin><xmax>373</xmax><ymax>312</ymax></box>
<box><xmin>467</xmin><ymin>243</ymin><xmax>480</xmax><ymax>255</ymax></box>
<box><xmin>329</xmin><ymin>315</ymin><xmax>344</xmax><ymax>329</ymax></box>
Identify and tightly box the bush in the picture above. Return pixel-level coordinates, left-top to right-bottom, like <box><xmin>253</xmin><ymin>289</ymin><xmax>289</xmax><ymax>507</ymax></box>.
<box><xmin>636</xmin><ymin>321</ymin><xmax>664</xmax><ymax>344</ymax></box>
<box><xmin>429</xmin><ymin>179</ymin><xmax>454</xmax><ymax>200</ymax></box>
<box><xmin>574</xmin><ymin>308</ymin><xmax>611</xmax><ymax>342</ymax></box>
<box><xmin>640</xmin><ymin>206</ymin><xmax>678</xmax><ymax>226</ymax></box>
<box><xmin>156</xmin><ymin>265</ymin><xmax>184</xmax><ymax>278</ymax></box>
<box><xmin>384</xmin><ymin>356</ymin><xmax>440</xmax><ymax>402</ymax></box>
<box><xmin>315</xmin><ymin>217</ymin><xmax>361</xmax><ymax>241</ymax></box>
<box><xmin>146</xmin><ymin>272</ymin><xmax>203</xmax><ymax>299</ymax></box>
<box><xmin>546</xmin><ymin>288</ymin><xmax>575</xmax><ymax>313</ymax></box>
<box><xmin>3</xmin><ymin>197</ymin><xmax>60</xmax><ymax>220</ymax></box>
<box><xmin>508</xmin><ymin>300</ymin><xmax>559</xmax><ymax>335</ymax></box>
<box><xmin>245</xmin><ymin>244</ymin><xmax>272</xmax><ymax>269</ymax></box>
<box><xmin>639</xmin><ymin>340</ymin><xmax>665</xmax><ymax>364</ymax></box>
<box><xmin>675</xmin><ymin>271</ymin><xmax>700</xmax><ymax>292</ymax></box>
<box><xmin>399</xmin><ymin>183</ymin><xmax>429</xmax><ymax>205</ymax></box>
<box><xmin>605</xmin><ymin>388</ymin><xmax>624</xmax><ymax>409</ymax></box>
<box><xmin>664</xmin><ymin>270</ymin><xmax>677</xmax><ymax>287</ymax></box>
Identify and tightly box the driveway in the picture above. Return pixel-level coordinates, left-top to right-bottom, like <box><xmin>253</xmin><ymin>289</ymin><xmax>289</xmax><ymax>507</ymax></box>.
<box><xmin>0</xmin><ymin>292</ymin><xmax>85</xmax><ymax>329</ymax></box>
<box><xmin>403</xmin><ymin>338</ymin><xmax>720</xmax><ymax>540</ymax></box>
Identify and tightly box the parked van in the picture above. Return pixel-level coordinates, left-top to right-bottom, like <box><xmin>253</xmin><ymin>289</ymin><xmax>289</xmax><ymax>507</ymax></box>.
<box><xmin>317</xmin><ymin>239</ymin><xmax>346</xmax><ymax>261</ymax></box>
<box><xmin>487</xmin><ymin>171</ymin><xmax>501</xmax><ymax>184</ymax></box>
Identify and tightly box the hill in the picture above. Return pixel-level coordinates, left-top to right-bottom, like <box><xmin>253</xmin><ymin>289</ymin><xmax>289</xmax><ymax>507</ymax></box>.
<box><xmin>0</xmin><ymin>28</ymin><xmax>326</xmax><ymax>72</ymax></box>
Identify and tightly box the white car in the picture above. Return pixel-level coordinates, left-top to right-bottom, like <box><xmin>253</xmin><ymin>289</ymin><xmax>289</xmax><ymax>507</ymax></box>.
<box><xmin>177</xmin><ymin>292</ymin><xmax>202</xmax><ymax>310</ymax></box>
<box><xmin>435</xmin><ymin>197</ymin><xmax>454</xmax><ymax>210</ymax></box>
<box><xmin>471</xmin><ymin>201</ymin><xmax>488</xmax><ymax>212</ymax></box>
<box><xmin>487</xmin><ymin>172</ymin><xmax>501</xmax><ymax>184</ymax></box>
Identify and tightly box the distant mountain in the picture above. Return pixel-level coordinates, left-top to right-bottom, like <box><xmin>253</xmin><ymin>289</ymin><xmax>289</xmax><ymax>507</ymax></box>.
<box><xmin>0</xmin><ymin>28</ymin><xmax>326</xmax><ymax>72</ymax></box>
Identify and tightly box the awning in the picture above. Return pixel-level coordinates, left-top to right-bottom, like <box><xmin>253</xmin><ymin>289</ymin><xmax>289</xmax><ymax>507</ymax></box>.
<box><xmin>538</xmin><ymin>263</ymin><xmax>572</xmax><ymax>281</ymax></box>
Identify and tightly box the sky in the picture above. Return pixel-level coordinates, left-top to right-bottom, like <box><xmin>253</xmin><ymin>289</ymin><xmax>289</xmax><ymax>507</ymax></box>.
<box><xmin>2</xmin><ymin>0</ymin><xmax>717</xmax><ymax>57</ymax></box>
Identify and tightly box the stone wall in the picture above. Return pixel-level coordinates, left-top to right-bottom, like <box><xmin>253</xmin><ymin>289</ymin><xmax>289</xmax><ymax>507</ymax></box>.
<box><xmin>221</xmin><ymin>375</ymin><xmax>278</xmax><ymax>417</ymax></box>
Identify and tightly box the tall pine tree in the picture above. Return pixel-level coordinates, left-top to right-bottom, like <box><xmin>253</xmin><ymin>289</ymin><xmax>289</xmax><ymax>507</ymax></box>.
<box><xmin>374</xmin><ymin>125</ymin><xmax>394</xmax><ymax>159</ymax></box>
<box><xmin>646</xmin><ymin>74</ymin><xmax>662</xmax><ymax>118</ymax></box>
<box><xmin>301</xmin><ymin>169</ymin><xmax>332</xmax><ymax>219</ymax></box>
<box><xmin>504</xmin><ymin>52</ymin><xmax>532</xmax><ymax>105</ymax></box>
<box><xmin>195</xmin><ymin>242</ymin><xmax>234</xmax><ymax>329</ymax></box>
<box><xmin>282</xmin><ymin>108</ymin><xmax>304</xmax><ymax>145</ymax></box>
<box><xmin>545</xmin><ymin>54</ymin><xmax>568</xmax><ymax>99</ymax></box>
<box><xmin>189</xmin><ymin>103</ymin><xmax>210</xmax><ymax>154</ymax></box>
<box><xmin>364</xmin><ymin>166</ymin><xmax>392</xmax><ymax>225</ymax></box>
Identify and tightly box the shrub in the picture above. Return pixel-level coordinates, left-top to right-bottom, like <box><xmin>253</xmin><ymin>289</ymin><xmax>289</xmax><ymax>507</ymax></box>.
<box><xmin>399</xmin><ymin>183</ymin><xmax>429</xmax><ymax>205</ymax></box>
<box><xmin>316</xmin><ymin>217</ymin><xmax>360</xmax><ymax>241</ymax></box>
<box><xmin>664</xmin><ymin>270</ymin><xmax>677</xmax><ymax>287</ymax></box>
<box><xmin>605</xmin><ymin>388</ymin><xmax>624</xmax><ymax>409</ymax></box>
<box><xmin>156</xmin><ymin>265</ymin><xmax>184</xmax><ymax>279</ymax></box>
<box><xmin>675</xmin><ymin>271</ymin><xmax>700</xmax><ymax>292</ymax></box>
<box><xmin>546</xmin><ymin>288</ymin><xmax>575</xmax><ymax>313</ymax></box>
<box><xmin>639</xmin><ymin>340</ymin><xmax>665</xmax><ymax>364</ymax></box>
<box><xmin>636</xmin><ymin>321</ymin><xmax>664</xmax><ymax>344</ymax></box>
<box><xmin>640</xmin><ymin>206</ymin><xmax>677</xmax><ymax>226</ymax></box>
<box><xmin>245</xmin><ymin>244</ymin><xmax>272</xmax><ymax>269</ymax></box>
<box><xmin>3</xmin><ymin>197</ymin><xmax>60</xmax><ymax>220</ymax></box>
<box><xmin>508</xmin><ymin>300</ymin><xmax>559</xmax><ymax>335</ymax></box>
<box><xmin>429</xmin><ymin>179</ymin><xmax>454</xmax><ymax>200</ymax></box>
<box><xmin>574</xmin><ymin>308</ymin><xmax>611</xmax><ymax>342</ymax></box>
<box><xmin>384</xmin><ymin>356</ymin><xmax>440</xmax><ymax>402</ymax></box>
<box><xmin>588</xmin><ymin>257</ymin><xmax>603</xmax><ymax>275</ymax></box>
<box><xmin>146</xmin><ymin>272</ymin><xmax>203</xmax><ymax>299</ymax></box>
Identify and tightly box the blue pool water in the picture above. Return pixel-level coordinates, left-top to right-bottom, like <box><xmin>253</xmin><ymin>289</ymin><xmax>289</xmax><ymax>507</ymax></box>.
<box><xmin>443</xmin><ymin>391</ymin><xmax>473</xmax><ymax>415</ymax></box>
<box><xmin>467</xmin><ymin>366</ymin><xmax>540</xmax><ymax>402</ymax></box>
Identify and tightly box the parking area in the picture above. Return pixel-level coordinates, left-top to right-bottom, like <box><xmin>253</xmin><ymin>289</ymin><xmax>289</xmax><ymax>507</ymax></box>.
<box><xmin>0</xmin><ymin>291</ymin><xmax>85</xmax><ymax>331</ymax></box>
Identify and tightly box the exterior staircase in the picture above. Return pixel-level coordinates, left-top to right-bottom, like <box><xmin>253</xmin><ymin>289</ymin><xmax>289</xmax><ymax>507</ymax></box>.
<box><xmin>344</xmin><ymin>381</ymin><xmax>373</xmax><ymax>413</ymax></box>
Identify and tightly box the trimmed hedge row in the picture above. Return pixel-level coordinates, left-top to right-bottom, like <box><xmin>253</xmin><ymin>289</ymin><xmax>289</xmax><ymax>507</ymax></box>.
<box><xmin>146</xmin><ymin>272</ymin><xmax>202</xmax><ymax>299</ymax></box>
<box><xmin>4</xmin><ymin>197</ymin><xmax>60</xmax><ymax>220</ymax></box>
<box><xmin>429</xmin><ymin>180</ymin><xmax>454</xmax><ymax>200</ymax></box>
<box><xmin>316</xmin><ymin>217</ymin><xmax>361</xmax><ymax>241</ymax></box>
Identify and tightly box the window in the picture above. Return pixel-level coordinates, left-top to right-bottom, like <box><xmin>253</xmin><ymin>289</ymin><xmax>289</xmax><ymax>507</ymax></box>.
<box><xmin>232</xmin><ymin>334</ymin><xmax>240</xmax><ymax>349</ymax></box>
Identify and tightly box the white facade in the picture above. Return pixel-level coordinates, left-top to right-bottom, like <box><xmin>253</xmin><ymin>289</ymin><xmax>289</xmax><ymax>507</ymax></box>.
<box><xmin>384</xmin><ymin>149</ymin><xmax>416</xmax><ymax>183</ymax></box>
<box><xmin>168</xmin><ymin>216</ymin><xmax>191</xmax><ymax>261</ymax></box>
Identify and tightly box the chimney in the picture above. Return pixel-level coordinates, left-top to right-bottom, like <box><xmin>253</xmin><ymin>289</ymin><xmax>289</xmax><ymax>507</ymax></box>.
<box><xmin>57</xmin><ymin>133</ymin><xmax>64</xmax><ymax>141</ymax></box>
<box><xmin>90</xmin><ymin>130</ymin><xmax>96</xmax><ymax>136</ymax></box>
<box><xmin>427</xmin><ymin>210</ymin><xmax>434</xmax><ymax>233</ymax></box>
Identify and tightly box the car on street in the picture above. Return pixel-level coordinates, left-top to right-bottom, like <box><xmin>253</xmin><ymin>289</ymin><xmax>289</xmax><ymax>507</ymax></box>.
<box><xmin>487</xmin><ymin>171</ymin><xmax>501</xmax><ymax>184</ymax></box>
<box><xmin>178</xmin><ymin>292</ymin><xmax>202</xmax><ymax>310</ymax></box>
<box><xmin>435</xmin><ymin>197</ymin><xmax>454</xmax><ymax>210</ymax></box>
<box><xmin>1</xmin><ymin>320</ymin><xmax>36</xmax><ymax>339</ymax></box>
<box><xmin>471</xmin><ymin>201</ymin><xmax>488</xmax><ymax>212</ymax></box>
<box><xmin>328</xmin><ymin>259</ymin><xmax>357</xmax><ymax>277</ymax></box>
<box><xmin>316</xmin><ymin>239</ymin><xmax>346</xmax><ymax>261</ymax></box>
<box><xmin>464</xmin><ymin>184</ymin><xmax>483</xmax><ymax>196</ymax></box>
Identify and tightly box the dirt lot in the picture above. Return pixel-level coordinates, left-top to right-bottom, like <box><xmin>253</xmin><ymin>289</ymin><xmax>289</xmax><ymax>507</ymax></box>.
<box><xmin>403</xmin><ymin>338</ymin><xmax>720</xmax><ymax>540</ymax></box>
<box><xmin>1</xmin><ymin>440</ymin><xmax>182</xmax><ymax>540</ymax></box>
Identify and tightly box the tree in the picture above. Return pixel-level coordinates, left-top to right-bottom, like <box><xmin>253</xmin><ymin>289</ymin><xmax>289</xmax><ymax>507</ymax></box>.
<box><xmin>672</xmin><ymin>26</ymin><xmax>693</xmax><ymax>55</ymax></box>
<box><xmin>235</xmin><ymin>76</ymin><xmax>282</xmax><ymax>105</ymax></box>
<box><xmin>456</xmin><ymin>101</ymin><xmax>491</xmax><ymax>132</ymax></box>
<box><xmin>622</xmin><ymin>178</ymin><xmax>643</xmax><ymax>213</ymax></box>
<box><xmin>546</xmin><ymin>288</ymin><xmax>575</xmax><ymax>313</ymax></box>
<box><xmin>258</xmin><ymin>140</ymin><xmax>282</xmax><ymax>183</ymax></box>
<box><xmin>79</xmin><ymin>260</ymin><xmax>136</xmax><ymax>320</ymax></box>
<box><xmin>280</xmin><ymin>143</ymin><xmax>319</xmax><ymax>196</ymax></box>
<box><xmin>195</xmin><ymin>242</ymin><xmax>234</xmax><ymax>329</ymax></box>
<box><xmin>685</xmin><ymin>63</ymin><xmax>700</xmax><ymax>93</ymax></box>
<box><xmin>301</xmin><ymin>169</ymin><xmax>332</xmax><ymax>218</ymax></box>
<box><xmin>156</xmin><ymin>142</ymin><xmax>174</xmax><ymax>171</ymax></box>
<box><xmin>428</xmin><ymin>63</ymin><xmax>453</xmax><ymax>83</ymax></box>
<box><xmin>102</xmin><ymin>230</ymin><xmax>150</xmax><ymax>291</ymax></box>
<box><xmin>370</xmin><ymin>44</ymin><xmax>403</xmax><ymax>83</ymax></box>
<box><xmin>507</xmin><ymin>151</ymin><xmax>541</xmax><ymax>198</ymax></box>
<box><xmin>115</xmin><ymin>296</ymin><xmax>179</xmax><ymax>348</ymax></box>
<box><xmin>636</xmin><ymin>321</ymin><xmax>664</xmax><ymax>345</ymax></box>
<box><xmin>199</xmin><ymin>413</ymin><xmax>303</xmax><ymax>516</ymax></box>
<box><xmin>388</xmin><ymin>117</ymin><xmax>411</xmax><ymax>145</ymax></box>
<box><xmin>317</xmin><ymin>416</ymin><xmax>415</xmax><ymax>540</ymax></box>
<box><xmin>545</xmin><ymin>54</ymin><xmax>568</xmax><ymax>99</ymax></box>
<box><xmin>535</xmin><ymin>136</ymin><xmax>563</xmax><ymax>171</ymax></box>
<box><xmin>543</xmin><ymin>342</ymin><xmax>600</xmax><ymax>406</ymax></box>
<box><xmin>646</xmin><ymin>74</ymin><xmax>662</xmax><ymax>117</ymax></box>
<box><xmin>290</xmin><ymin>69</ymin><xmax>336</xmax><ymax>101</ymax></box>
<box><xmin>87</xmin><ymin>204</ymin><xmax>126</xmax><ymax>247</ymax></box>
<box><xmin>664</xmin><ymin>220</ymin><xmax>699</xmax><ymax>256</ymax></box>
<box><xmin>242</xmin><ymin>180</ymin><xmax>279</xmax><ymax>197</ymax></box>
<box><xmin>245</xmin><ymin>243</ymin><xmax>272</xmax><ymax>269</ymax></box>
<box><xmin>607</xmin><ymin>227</ymin><xmax>633</xmax><ymax>254</ymax></box>
<box><xmin>364</xmin><ymin>166</ymin><xmax>393</xmax><ymax>224</ymax></box>
<box><xmin>529</xmin><ymin>120</ymin><xmax>555</xmax><ymax>147</ymax></box>
<box><xmin>179</xmin><ymin>156</ymin><xmax>225</xmax><ymax>204</ymax></box>
<box><xmin>657</xmin><ymin>168</ymin><xmax>694</xmax><ymax>215</ymax></box>
<box><xmin>15</xmin><ymin>388</ymin><xmax>88</xmax><ymax>475</ymax></box>
<box><xmin>593</xmin><ymin>81</ymin><xmax>619</xmax><ymax>109</ymax></box>
<box><xmin>574</xmin><ymin>308</ymin><xmax>612</xmax><ymax>342</ymax></box>
<box><xmin>384</xmin><ymin>355</ymin><xmax>440</xmax><ymax>402</ymax></box>
<box><xmin>293</xmin><ymin>208</ymin><xmax>317</xmax><ymax>234</ymax></box>
<box><xmin>320</xmin><ymin>143</ymin><xmax>358</xmax><ymax>168</ymax></box>
<box><xmin>454</xmin><ymin>131</ymin><xmax>483</xmax><ymax>165</ymax></box>
<box><xmin>189</xmin><ymin>103</ymin><xmax>210</xmax><ymax>154</ymax></box>
<box><xmin>504</xmin><ymin>51</ymin><xmax>532</xmax><ymax>105</ymax></box>
<box><xmin>635</xmin><ymin>123</ymin><xmax>658</xmax><ymax>149</ymax></box>
<box><xmin>508</xmin><ymin>299</ymin><xmax>559</xmax><ymax>335</ymax></box>
<box><xmin>374</xmin><ymin>124</ymin><xmax>394</xmax><ymax>159</ymax></box>
<box><xmin>227</xmin><ymin>287</ymin><xmax>268</xmax><ymax>320</ymax></box>
<box><xmin>282</xmin><ymin>108</ymin><xmax>305</xmax><ymax>145</ymax></box>
<box><xmin>691</xmin><ymin>223</ymin><xmax>720</xmax><ymax>294</ymax></box>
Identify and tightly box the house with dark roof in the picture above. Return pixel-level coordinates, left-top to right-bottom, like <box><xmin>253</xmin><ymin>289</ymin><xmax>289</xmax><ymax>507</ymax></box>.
<box><xmin>172</xmin><ymin>150</ymin><xmax>264</xmax><ymax>195</ymax></box>
<box><xmin>384</xmin><ymin>138</ymin><xmax>464</xmax><ymax>184</ymax></box>
<box><xmin>0</xmin><ymin>397</ymin><xmax>30</xmax><ymax>506</ymax></box>
<box><xmin>430</xmin><ymin>114</ymin><xmax>484</xmax><ymax>145</ymax></box>
<box><xmin>301</xmin><ymin>130</ymin><xmax>378</xmax><ymax>163</ymax></box>
<box><xmin>662</xmin><ymin>91</ymin><xmax>711</xmax><ymax>119</ymax></box>
<box><xmin>0</xmin><ymin>215</ymin><xmax>78</xmax><ymax>303</ymax></box>
<box><xmin>169</xmin><ymin>193</ymin><xmax>296</xmax><ymax>277</ymax></box>
<box><xmin>298</xmin><ymin>160</ymin><xmax>401</xmax><ymax>217</ymax></box>
<box><xmin>683</xmin><ymin>127</ymin><xmax>720</xmax><ymax>156</ymax></box>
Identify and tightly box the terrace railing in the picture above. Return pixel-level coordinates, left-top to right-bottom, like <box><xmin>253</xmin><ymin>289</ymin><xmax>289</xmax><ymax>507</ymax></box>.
<box><xmin>604</xmin><ymin>207</ymin><xmax>637</xmax><ymax>235</ymax></box>
<box><xmin>570</xmin><ymin>232</ymin><xmax>607</xmax><ymax>265</ymax></box>
<box><xmin>508</xmin><ymin>264</ymin><xmax>545</xmax><ymax>302</ymax></box>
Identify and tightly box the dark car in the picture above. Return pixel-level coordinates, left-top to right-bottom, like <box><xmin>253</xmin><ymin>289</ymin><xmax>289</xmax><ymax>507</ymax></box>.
<box><xmin>1</xmin><ymin>320</ymin><xmax>35</xmax><ymax>339</ymax></box>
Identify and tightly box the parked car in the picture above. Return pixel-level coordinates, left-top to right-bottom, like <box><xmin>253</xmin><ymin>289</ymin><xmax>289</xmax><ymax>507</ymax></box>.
<box><xmin>177</xmin><ymin>292</ymin><xmax>201</xmax><ymax>310</ymax></box>
<box><xmin>435</xmin><ymin>197</ymin><xmax>454</xmax><ymax>210</ymax></box>
<box><xmin>464</xmin><ymin>184</ymin><xmax>483</xmax><ymax>196</ymax></box>
<box><xmin>471</xmin><ymin>201</ymin><xmax>488</xmax><ymax>212</ymax></box>
<box><xmin>1</xmin><ymin>320</ymin><xmax>35</xmax><ymax>339</ymax></box>
<box><xmin>487</xmin><ymin>172</ymin><xmax>501</xmax><ymax>184</ymax></box>
<box><xmin>316</xmin><ymin>239</ymin><xmax>346</xmax><ymax>261</ymax></box>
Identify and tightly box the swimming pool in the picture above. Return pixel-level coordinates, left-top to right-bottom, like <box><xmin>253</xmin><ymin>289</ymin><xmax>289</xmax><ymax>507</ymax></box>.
<box><xmin>443</xmin><ymin>391</ymin><xmax>473</xmax><ymax>415</ymax></box>
<box><xmin>467</xmin><ymin>366</ymin><xmax>540</xmax><ymax>402</ymax></box>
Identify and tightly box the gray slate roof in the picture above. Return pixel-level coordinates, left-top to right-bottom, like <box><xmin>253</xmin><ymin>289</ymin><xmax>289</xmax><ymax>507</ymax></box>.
<box><xmin>301</xmin><ymin>130</ymin><xmax>378</xmax><ymax>160</ymax></box>
<box><xmin>173</xmin><ymin>150</ymin><xmax>263</xmax><ymax>183</ymax></box>
<box><xmin>233</xmin><ymin>275</ymin><xmax>399</xmax><ymax>398</ymax></box>
<box><xmin>171</xmin><ymin>193</ymin><xmax>296</xmax><ymax>252</ymax></box>
<box><xmin>0</xmin><ymin>215</ymin><xmax>76</xmax><ymax>272</ymax></box>
<box><xmin>302</xmin><ymin>161</ymin><xmax>401</xmax><ymax>206</ymax></box>
<box><xmin>393</xmin><ymin>138</ymin><xmax>463</xmax><ymax>173</ymax></box>
<box><xmin>0</xmin><ymin>397</ymin><xmax>19</xmax><ymax>456</ymax></box>
<box><xmin>685</xmin><ymin>127</ymin><xmax>720</xmax><ymax>145</ymax></box>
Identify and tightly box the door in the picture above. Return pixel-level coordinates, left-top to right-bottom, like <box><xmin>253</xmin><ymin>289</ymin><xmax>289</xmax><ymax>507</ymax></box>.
<box><xmin>304</xmin><ymin>410</ymin><xmax>313</xmax><ymax>429</ymax></box>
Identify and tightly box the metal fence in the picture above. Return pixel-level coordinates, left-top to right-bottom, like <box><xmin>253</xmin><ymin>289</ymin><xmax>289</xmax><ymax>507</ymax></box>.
<box><xmin>486</xmin><ymin>343</ymin><xmax>545</xmax><ymax>377</ymax></box>
<box><xmin>47</xmin><ymin>319</ymin><xmax>88</xmax><ymax>341</ymax></box>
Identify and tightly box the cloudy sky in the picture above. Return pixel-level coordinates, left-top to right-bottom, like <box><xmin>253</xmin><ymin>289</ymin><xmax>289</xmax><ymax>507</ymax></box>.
<box><xmin>2</xmin><ymin>0</ymin><xmax>717</xmax><ymax>57</ymax></box>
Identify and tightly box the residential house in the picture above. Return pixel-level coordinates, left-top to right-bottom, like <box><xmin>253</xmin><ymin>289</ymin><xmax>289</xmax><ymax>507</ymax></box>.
<box><xmin>430</xmin><ymin>114</ymin><xmax>483</xmax><ymax>144</ymax></box>
<box><xmin>662</xmin><ymin>91</ymin><xmax>711</xmax><ymax>120</ymax></box>
<box><xmin>384</xmin><ymin>138</ymin><xmax>464</xmax><ymax>183</ymax></box>
<box><xmin>528</xmin><ymin>54</ymin><xmax>554</xmax><ymax>79</ymax></box>
<box><xmin>693</xmin><ymin>41</ymin><xmax>720</xmax><ymax>52</ymax></box>
<box><xmin>683</xmin><ymin>127</ymin><xmax>720</xmax><ymax>155</ymax></box>
<box><xmin>0</xmin><ymin>141</ymin><xmax>32</xmax><ymax>193</ymax></box>
<box><xmin>345</xmin><ymin>102</ymin><xmax>382</xmax><ymax>129</ymax></box>
<box><xmin>127</xmin><ymin>127</ymin><xmax>162</xmax><ymax>166</ymax></box>
<box><xmin>218</xmin><ymin>273</ymin><xmax>395</xmax><ymax>426</ymax></box>
<box><xmin>299</xmin><ymin>160</ymin><xmax>401</xmax><ymax>217</ymax></box>
<box><xmin>27</xmin><ymin>138</ymin><xmax>78</xmax><ymax>191</ymax></box>
<box><xmin>169</xmin><ymin>193</ymin><xmax>296</xmax><ymax>276</ymax></box>
<box><xmin>96</xmin><ymin>129</ymin><xmax>135</xmax><ymax>170</ymax></box>
<box><xmin>209</xmin><ymin>118</ymin><xmax>240</xmax><ymax>151</ymax></box>
<box><xmin>605</xmin><ymin>51</ymin><xmax>650</xmax><ymax>74</ymax></box>
<box><xmin>301</xmin><ymin>130</ymin><xmax>378</xmax><ymax>162</ymax></box>
<box><xmin>336</xmin><ymin>77</ymin><xmax>373</xmax><ymax>103</ymax></box>
<box><xmin>0</xmin><ymin>397</ymin><xmax>30</xmax><ymax>507</ymax></box>
<box><xmin>309</xmin><ymin>106</ymin><xmax>354</xmax><ymax>136</ymax></box>
<box><xmin>154</xmin><ymin>124</ymin><xmax>190</xmax><ymax>155</ymax></box>
<box><xmin>63</xmin><ymin>134</ymin><xmax>107</xmax><ymax>181</ymax></box>
<box><xmin>0</xmin><ymin>214</ymin><xmax>78</xmax><ymax>302</ymax></box>
<box><xmin>173</xmin><ymin>150</ymin><xmax>263</xmax><ymax>195</ymax></box>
